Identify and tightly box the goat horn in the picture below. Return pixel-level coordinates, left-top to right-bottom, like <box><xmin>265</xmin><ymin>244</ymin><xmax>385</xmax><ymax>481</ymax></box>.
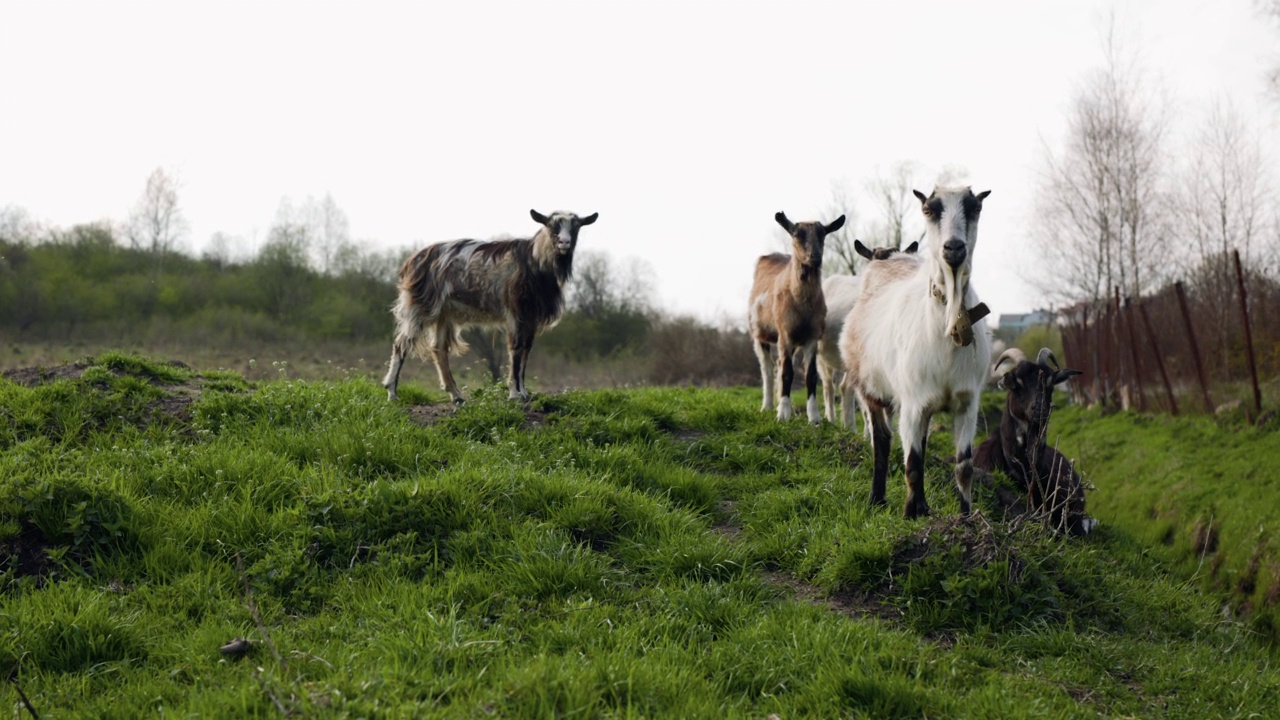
<box><xmin>993</xmin><ymin>348</ymin><xmax>1026</xmax><ymax>378</ymax></box>
<box><xmin>1037</xmin><ymin>347</ymin><xmax>1059</xmax><ymax>370</ymax></box>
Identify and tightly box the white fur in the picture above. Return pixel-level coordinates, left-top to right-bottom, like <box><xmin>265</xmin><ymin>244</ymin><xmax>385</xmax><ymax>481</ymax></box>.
<box><xmin>817</xmin><ymin>274</ymin><xmax>865</xmax><ymax>431</ymax></box>
<box><xmin>840</xmin><ymin>187</ymin><xmax>991</xmax><ymax>516</ymax></box>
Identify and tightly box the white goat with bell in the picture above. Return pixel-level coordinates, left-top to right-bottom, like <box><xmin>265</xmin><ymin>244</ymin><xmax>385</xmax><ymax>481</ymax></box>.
<box><xmin>839</xmin><ymin>187</ymin><xmax>992</xmax><ymax>518</ymax></box>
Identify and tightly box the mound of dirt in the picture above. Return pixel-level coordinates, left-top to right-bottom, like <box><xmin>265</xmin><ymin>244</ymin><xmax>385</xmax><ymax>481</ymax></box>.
<box><xmin>892</xmin><ymin>514</ymin><xmax>1027</xmax><ymax>576</ymax></box>
<box><xmin>0</xmin><ymin>361</ymin><xmax>93</xmax><ymax>387</ymax></box>
<box><xmin>1</xmin><ymin>358</ymin><xmax>212</xmax><ymax>431</ymax></box>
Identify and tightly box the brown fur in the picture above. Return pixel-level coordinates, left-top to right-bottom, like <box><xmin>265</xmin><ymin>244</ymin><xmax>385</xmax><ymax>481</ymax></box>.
<box><xmin>383</xmin><ymin>210</ymin><xmax>596</xmax><ymax>402</ymax></box>
<box><xmin>749</xmin><ymin>213</ymin><xmax>844</xmax><ymax>422</ymax></box>
<box><xmin>750</xmin><ymin>253</ymin><xmax>827</xmax><ymax>348</ymax></box>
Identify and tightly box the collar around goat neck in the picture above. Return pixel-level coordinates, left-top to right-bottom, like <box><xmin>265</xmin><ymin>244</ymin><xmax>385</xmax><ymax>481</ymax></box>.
<box><xmin>930</xmin><ymin>281</ymin><xmax>990</xmax><ymax>323</ymax></box>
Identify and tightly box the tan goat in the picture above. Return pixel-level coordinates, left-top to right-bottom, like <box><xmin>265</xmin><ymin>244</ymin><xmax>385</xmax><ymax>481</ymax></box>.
<box><xmin>748</xmin><ymin>211</ymin><xmax>845</xmax><ymax>423</ymax></box>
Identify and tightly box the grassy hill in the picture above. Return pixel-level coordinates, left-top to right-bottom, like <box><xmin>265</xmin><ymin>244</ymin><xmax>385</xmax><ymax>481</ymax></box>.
<box><xmin>2</xmin><ymin>354</ymin><xmax>1278</xmax><ymax>718</ymax></box>
<box><xmin>1051</xmin><ymin>404</ymin><xmax>1280</xmax><ymax>641</ymax></box>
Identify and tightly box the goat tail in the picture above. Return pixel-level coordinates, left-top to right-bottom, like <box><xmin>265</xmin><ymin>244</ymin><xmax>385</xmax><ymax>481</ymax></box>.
<box><xmin>390</xmin><ymin>288</ymin><xmax>468</xmax><ymax>359</ymax></box>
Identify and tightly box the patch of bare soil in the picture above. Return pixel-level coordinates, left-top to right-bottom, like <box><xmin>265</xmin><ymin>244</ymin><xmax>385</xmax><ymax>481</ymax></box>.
<box><xmin>895</xmin><ymin>514</ymin><xmax>1025</xmax><ymax>575</ymax></box>
<box><xmin>522</xmin><ymin>409</ymin><xmax>550</xmax><ymax>430</ymax></box>
<box><xmin>406</xmin><ymin>401</ymin><xmax>553</xmax><ymax>430</ymax></box>
<box><xmin>767</xmin><ymin>571</ymin><xmax>905</xmax><ymax>623</ymax></box>
<box><xmin>0</xmin><ymin>361</ymin><xmax>92</xmax><ymax>386</ymax></box>
<box><xmin>152</xmin><ymin>386</ymin><xmax>201</xmax><ymax>425</ymax></box>
<box><xmin>2</xmin><ymin>359</ymin><xmax>224</xmax><ymax>431</ymax></box>
<box><xmin>0</xmin><ymin>523</ymin><xmax>52</xmax><ymax>584</ymax></box>
<box><xmin>407</xmin><ymin>403</ymin><xmax>458</xmax><ymax>426</ymax></box>
<box><xmin>711</xmin><ymin>499</ymin><xmax>740</xmax><ymax>541</ymax></box>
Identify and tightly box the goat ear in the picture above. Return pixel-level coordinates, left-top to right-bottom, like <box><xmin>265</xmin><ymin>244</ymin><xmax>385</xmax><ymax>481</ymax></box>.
<box><xmin>975</xmin><ymin>190</ymin><xmax>992</xmax><ymax>201</ymax></box>
<box><xmin>824</xmin><ymin>215</ymin><xmax>846</xmax><ymax>235</ymax></box>
<box><xmin>912</xmin><ymin>189</ymin><xmax>928</xmax><ymax>204</ymax></box>
<box><xmin>579</xmin><ymin>212</ymin><xmax>598</xmax><ymax>226</ymax></box>
<box><xmin>530</xmin><ymin>209</ymin><xmax>551</xmax><ymax>225</ymax></box>
<box><xmin>774</xmin><ymin>212</ymin><xmax>795</xmax><ymax>233</ymax></box>
<box><xmin>903</xmin><ymin>241</ymin><xmax>919</xmax><ymax>254</ymax></box>
<box><xmin>1054</xmin><ymin>368</ymin><xmax>1084</xmax><ymax>385</ymax></box>
<box><xmin>854</xmin><ymin>240</ymin><xmax>873</xmax><ymax>260</ymax></box>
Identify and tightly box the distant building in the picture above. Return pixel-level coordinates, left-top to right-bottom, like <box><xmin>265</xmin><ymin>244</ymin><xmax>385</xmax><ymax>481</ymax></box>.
<box><xmin>997</xmin><ymin>309</ymin><xmax>1055</xmax><ymax>339</ymax></box>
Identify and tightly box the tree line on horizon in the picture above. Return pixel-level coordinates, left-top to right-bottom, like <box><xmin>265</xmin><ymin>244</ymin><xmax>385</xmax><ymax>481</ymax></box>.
<box><xmin>5</xmin><ymin>15</ymin><xmax>1280</xmax><ymax>394</ymax></box>
<box><xmin>0</xmin><ymin>201</ymin><xmax>771</xmax><ymax>387</ymax></box>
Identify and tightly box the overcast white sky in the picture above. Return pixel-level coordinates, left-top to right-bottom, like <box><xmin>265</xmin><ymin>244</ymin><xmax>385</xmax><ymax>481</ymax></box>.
<box><xmin>2</xmin><ymin>0</ymin><xmax>1276</xmax><ymax>325</ymax></box>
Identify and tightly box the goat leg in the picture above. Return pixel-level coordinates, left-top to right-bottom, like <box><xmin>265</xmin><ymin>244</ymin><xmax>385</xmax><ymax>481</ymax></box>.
<box><xmin>804</xmin><ymin>349</ymin><xmax>822</xmax><ymax>424</ymax></box>
<box><xmin>904</xmin><ymin>445</ymin><xmax>931</xmax><ymax>519</ymax></box>
<box><xmin>868</xmin><ymin>403</ymin><xmax>892</xmax><ymax>508</ymax></box>
<box><xmin>777</xmin><ymin>342</ymin><xmax>795</xmax><ymax>421</ymax></box>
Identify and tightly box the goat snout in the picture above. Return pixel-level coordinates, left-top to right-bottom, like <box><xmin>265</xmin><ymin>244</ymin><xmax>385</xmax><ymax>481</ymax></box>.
<box><xmin>943</xmin><ymin>239</ymin><xmax>967</xmax><ymax>267</ymax></box>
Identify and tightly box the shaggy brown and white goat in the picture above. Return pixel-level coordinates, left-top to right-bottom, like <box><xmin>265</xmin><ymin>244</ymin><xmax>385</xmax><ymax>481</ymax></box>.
<box><xmin>975</xmin><ymin>347</ymin><xmax>1096</xmax><ymax>535</ymax></box>
<box><xmin>382</xmin><ymin>209</ymin><xmax>598</xmax><ymax>403</ymax></box>
<box><xmin>817</xmin><ymin>240</ymin><xmax>919</xmax><ymax>427</ymax></box>
<box><xmin>749</xmin><ymin>212</ymin><xmax>845</xmax><ymax>423</ymax></box>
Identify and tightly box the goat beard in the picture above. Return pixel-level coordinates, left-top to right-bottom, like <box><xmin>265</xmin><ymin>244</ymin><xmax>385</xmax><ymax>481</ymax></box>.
<box><xmin>940</xmin><ymin>266</ymin><xmax>973</xmax><ymax>347</ymax></box>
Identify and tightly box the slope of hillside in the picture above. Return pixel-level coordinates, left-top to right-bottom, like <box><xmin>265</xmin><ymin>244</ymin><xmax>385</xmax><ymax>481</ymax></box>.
<box><xmin>1052</xmin><ymin>404</ymin><xmax>1280</xmax><ymax>641</ymax></box>
<box><xmin>1</xmin><ymin>355</ymin><xmax>1277</xmax><ymax>718</ymax></box>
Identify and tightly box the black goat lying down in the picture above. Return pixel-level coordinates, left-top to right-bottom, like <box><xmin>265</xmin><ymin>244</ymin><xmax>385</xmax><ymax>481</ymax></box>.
<box><xmin>974</xmin><ymin>347</ymin><xmax>1097</xmax><ymax>536</ymax></box>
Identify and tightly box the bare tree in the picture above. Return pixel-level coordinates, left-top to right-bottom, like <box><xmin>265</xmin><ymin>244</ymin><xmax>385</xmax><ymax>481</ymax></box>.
<box><xmin>822</xmin><ymin>163</ymin><xmax>931</xmax><ymax>276</ymax></box>
<box><xmin>1032</xmin><ymin>20</ymin><xmax>1170</xmax><ymax>306</ymax></box>
<box><xmin>202</xmin><ymin>231</ymin><xmax>236</xmax><ymax>269</ymax></box>
<box><xmin>126</xmin><ymin>167</ymin><xmax>188</xmax><ymax>255</ymax></box>
<box><xmin>1180</xmin><ymin>99</ymin><xmax>1273</xmax><ymax>373</ymax></box>
<box><xmin>311</xmin><ymin>193</ymin><xmax>352</xmax><ymax>275</ymax></box>
<box><xmin>862</xmin><ymin>160</ymin><xmax>923</xmax><ymax>252</ymax></box>
<box><xmin>0</xmin><ymin>205</ymin><xmax>40</xmax><ymax>243</ymax></box>
<box><xmin>568</xmin><ymin>251</ymin><xmax>653</xmax><ymax>318</ymax></box>
<box><xmin>822</xmin><ymin>182</ymin><xmax>861</xmax><ymax>276</ymax></box>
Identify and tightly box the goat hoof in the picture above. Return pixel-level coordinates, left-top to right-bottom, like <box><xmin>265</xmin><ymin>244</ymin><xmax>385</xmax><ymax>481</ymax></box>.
<box><xmin>904</xmin><ymin>502</ymin><xmax>931</xmax><ymax>519</ymax></box>
<box><xmin>453</xmin><ymin>397</ymin><xmax>466</xmax><ymax>405</ymax></box>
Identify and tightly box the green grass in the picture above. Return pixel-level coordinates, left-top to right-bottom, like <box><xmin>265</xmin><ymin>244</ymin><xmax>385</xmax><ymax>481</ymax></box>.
<box><xmin>1052</xmin><ymin>403</ymin><xmax>1280</xmax><ymax>641</ymax></box>
<box><xmin>1</xmin><ymin>354</ymin><xmax>1279</xmax><ymax>718</ymax></box>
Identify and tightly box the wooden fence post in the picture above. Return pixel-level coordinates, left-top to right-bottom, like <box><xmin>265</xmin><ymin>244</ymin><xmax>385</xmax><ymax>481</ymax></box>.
<box><xmin>1139</xmin><ymin>301</ymin><xmax>1179</xmax><ymax>415</ymax></box>
<box><xmin>1100</xmin><ymin>299</ymin><xmax>1112</xmax><ymax>407</ymax></box>
<box><xmin>1174</xmin><ymin>281</ymin><xmax>1214</xmax><ymax>413</ymax></box>
<box><xmin>1121</xmin><ymin>294</ymin><xmax>1147</xmax><ymax>412</ymax></box>
<box><xmin>1233</xmin><ymin>249</ymin><xmax>1263</xmax><ymax>415</ymax></box>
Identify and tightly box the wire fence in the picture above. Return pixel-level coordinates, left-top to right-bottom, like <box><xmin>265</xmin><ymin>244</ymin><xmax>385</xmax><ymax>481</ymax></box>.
<box><xmin>1058</xmin><ymin>250</ymin><xmax>1279</xmax><ymax>418</ymax></box>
